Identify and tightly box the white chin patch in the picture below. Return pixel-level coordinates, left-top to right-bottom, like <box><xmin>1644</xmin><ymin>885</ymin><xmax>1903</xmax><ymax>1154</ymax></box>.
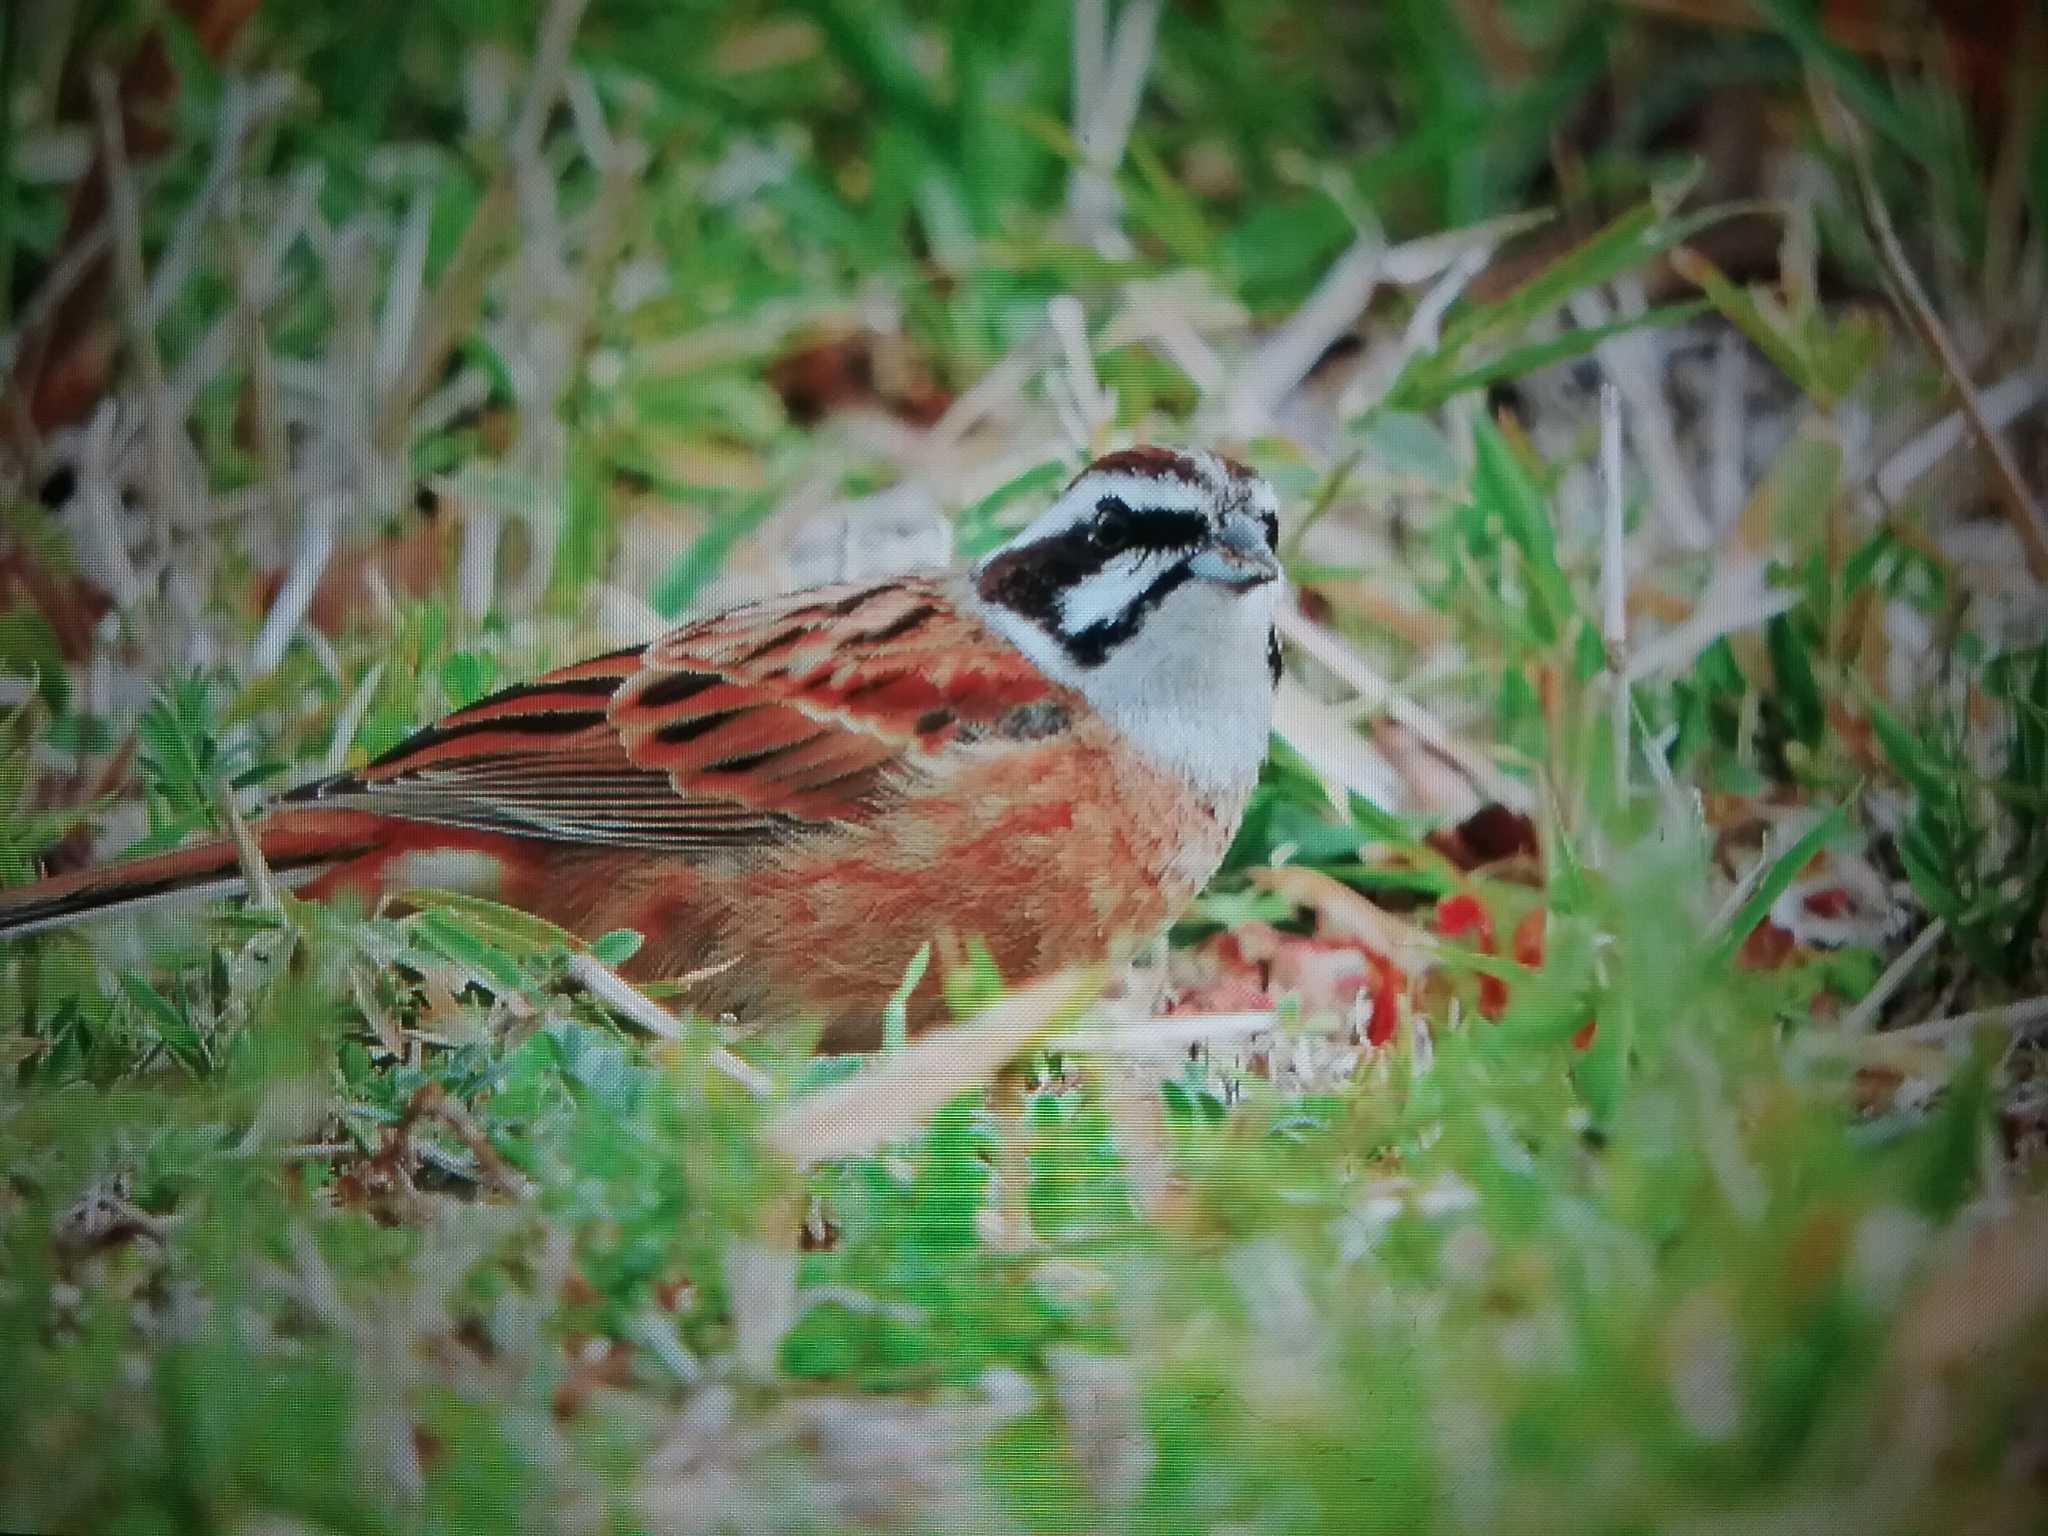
<box><xmin>975</xmin><ymin>572</ymin><xmax>1281</xmax><ymax>797</ymax></box>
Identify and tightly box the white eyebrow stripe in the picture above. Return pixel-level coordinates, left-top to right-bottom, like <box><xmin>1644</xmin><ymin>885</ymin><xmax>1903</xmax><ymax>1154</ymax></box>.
<box><xmin>1071</xmin><ymin>472</ymin><xmax>1210</xmax><ymax>511</ymax></box>
<box><xmin>1056</xmin><ymin>549</ymin><xmax>1178</xmax><ymax>633</ymax></box>
<box><xmin>985</xmin><ymin>471</ymin><xmax>1212</xmax><ymax>560</ymax></box>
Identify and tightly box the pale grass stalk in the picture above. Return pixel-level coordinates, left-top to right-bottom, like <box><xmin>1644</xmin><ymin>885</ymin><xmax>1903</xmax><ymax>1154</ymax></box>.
<box><xmin>213</xmin><ymin>778</ymin><xmax>278</xmax><ymax>911</ymax></box>
<box><xmin>587</xmin><ymin>582</ymin><xmax>670</xmax><ymax>645</ymax></box>
<box><xmin>1050</xmin><ymin>389</ymin><xmax>1093</xmax><ymax>460</ymax></box>
<box><xmin>370</xmin><ymin>168</ymin><xmax>512</xmax><ymax>448</ymax></box>
<box><xmin>1599</xmin><ymin>382</ymin><xmax>1630</xmax><ymax>795</ymax></box>
<box><xmin>561</xmin><ymin>67</ymin><xmax>615</xmax><ymax>168</ymax></box>
<box><xmin>1220</xmin><ymin>207</ymin><xmax>1540</xmax><ymax>436</ymax></box>
<box><xmin>1071</xmin><ymin>0</ymin><xmax>1105</xmax><ymax>115</ymax></box>
<box><xmin>89</xmin><ymin>68</ymin><xmax>180</xmax><ymax>556</ymax></box>
<box><xmin>1571</xmin><ymin>279</ymin><xmax>1713</xmax><ymax>550</ymax></box>
<box><xmin>412</xmin><ymin>366</ymin><xmax>493</xmax><ymax>438</ymax></box>
<box><xmin>324</xmin><ymin>661</ymin><xmax>387</xmax><ymax>776</ymax></box>
<box><xmin>249</xmin><ymin>490</ymin><xmax>341</xmax><ymax>675</ymax></box>
<box><xmin>1709</xmin><ymin>327</ymin><xmax>1745</xmax><ymax>532</ymax></box>
<box><xmin>140</xmin><ymin>73</ymin><xmax>293</xmax><ymax>329</ymax></box>
<box><xmin>1336</xmin><ymin>242</ymin><xmax>1494</xmax><ymax>421</ymax></box>
<box><xmin>1145</xmin><ymin>310</ymin><xmax>1229</xmax><ymax>397</ymax></box>
<box><xmin>301</xmin><ymin>624</ymin><xmax>345</xmax><ymax>687</ymax></box>
<box><xmin>1050</xmin><ymin>1010</ymin><xmax>1289</xmax><ymax>1054</ymax></box>
<box><xmin>1098</xmin><ymin>273</ymin><xmax>1246</xmax><ymax>397</ymax></box>
<box><xmin>1048</xmin><ymin>293</ymin><xmax>1113</xmax><ymax>443</ymax></box>
<box><xmin>4</xmin><ymin>221</ymin><xmax>110</xmax><ymax>354</ymax></box>
<box><xmin>67</xmin><ymin>402</ymin><xmax>145</xmax><ymax>606</ymax></box>
<box><xmin>563</xmin><ymin>951</ymin><xmax>773</xmax><ymax>1098</ymax></box>
<box><xmin>375</xmin><ymin>189</ymin><xmax>434</xmax><ymax>387</ymax></box>
<box><xmin>166</xmin><ymin>168</ymin><xmax>323</xmax><ymax>428</ymax></box>
<box><xmin>1372</xmin><ymin>718</ymin><xmax>1485</xmax><ymax>818</ymax></box>
<box><xmin>221</xmin><ymin>183</ymin><xmax>292</xmax><ymax>525</ymax></box>
<box><xmin>1271</xmin><ymin>674</ymin><xmax>1406</xmax><ymax>813</ymax></box>
<box><xmin>1623</xmin><ymin>574</ymin><xmax>1802</xmax><ymax>683</ymax></box>
<box><xmin>1225</xmin><ymin>231</ymin><xmax>1384</xmax><ymax>438</ymax></box>
<box><xmin>1251</xmin><ymin>864</ymin><xmax>1441</xmax><ymax>971</ymax></box>
<box><xmin>631</xmin><ymin>296</ymin><xmax>855</xmax><ymax>377</ymax></box>
<box><xmin>927</xmin><ymin>324</ymin><xmax>1050</xmax><ymax>452</ymax></box>
<box><xmin>1379</xmin><ymin>208</ymin><xmax>1551</xmax><ymax>286</ymax></box>
<box><xmin>724</xmin><ymin>1236</ymin><xmax>802</xmax><ymax>1384</ymax></box>
<box><xmin>1088</xmin><ymin>0</ymin><xmax>1162</xmax><ymax>169</ymax></box>
<box><xmin>1838</xmin><ymin>917</ymin><xmax>1947</xmax><ymax>1037</ymax></box>
<box><xmin>1708</xmin><ymin>827</ymin><xmax>1774</xmax><ymax>934</ymax></box>
<box><xmin>454</xmin><ymin>505</ymin><xmax>503</xmax><ymax>619</ymax></box>
<box><xmin>1881</xmin><ymin>992</ymin><xmax>2048</xmax><ymax>1048</ymax></box>
<box><xmin>1875</xmin><ymin>369</ymin><xmax>2046</xmax><ymax>506</ymax></box>
<box><xmin>1277</xmin><ymin>602</ymin><xmax>1529</xmax><ymax>812</ymax></box>
<box><xmin>764</xmin><ymin>967</ymin><xmax>1103</xmax><ymax>1164</ymax></box>
<box><xmin>1063</xmin><ymin>0</ymin><xmax>1161</xmax><ymax>255</ymax></box>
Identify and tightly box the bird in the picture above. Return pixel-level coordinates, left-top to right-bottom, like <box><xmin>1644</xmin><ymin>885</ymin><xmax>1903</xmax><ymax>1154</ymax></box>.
<box><xmin>1</xmin><ymin>446</ymin><xmax>1286</xmax><ymax>1051</ymax></box>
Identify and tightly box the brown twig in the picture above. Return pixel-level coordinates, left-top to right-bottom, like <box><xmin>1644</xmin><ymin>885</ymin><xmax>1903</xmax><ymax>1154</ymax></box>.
<box><xmin>221</xmin><ymin>183</ymin><xmax>293</xmax><ymax>523</ymax></box>
<box><xmin>88</xmin><ymin>67</ymin><xmax>181</xmax><ymax>557</ymax></box>
<box><xmin>12</xmin><ymin>0</ymin><xmax>264</xmax><ymax>435</ymax></box>
<box><xmin>1816</xmin><ymin>83</ymin><xmax>2048</xmax><ymax>585</ymax></box>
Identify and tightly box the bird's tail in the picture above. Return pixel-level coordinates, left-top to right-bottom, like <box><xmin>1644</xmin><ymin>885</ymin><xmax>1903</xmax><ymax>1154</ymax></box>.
<box><xmin>0</xmin><ymin>811</ymin><xmax>382</xmax><ymax>939</ymax></box>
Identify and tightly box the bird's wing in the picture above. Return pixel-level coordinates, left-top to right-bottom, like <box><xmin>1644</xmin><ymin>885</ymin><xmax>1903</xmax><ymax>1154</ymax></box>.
<box><xmin>285</xmin><ymin>576</ymin><xmax>1064</xmax><ymax>850</ymax></box>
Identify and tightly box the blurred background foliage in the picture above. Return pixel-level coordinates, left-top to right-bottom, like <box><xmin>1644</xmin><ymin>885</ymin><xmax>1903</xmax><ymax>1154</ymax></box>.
<box><xmin>3</xmin><ymin>0</ymin><xmax>2048</xmax><ymax>1532</ymax></box>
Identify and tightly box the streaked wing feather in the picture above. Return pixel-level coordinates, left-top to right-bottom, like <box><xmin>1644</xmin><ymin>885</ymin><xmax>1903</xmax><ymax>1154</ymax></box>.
<box><xmin>284</xmin><ymin>576</ymin><xmax>1066</xmax><ymax>850</ymax></box>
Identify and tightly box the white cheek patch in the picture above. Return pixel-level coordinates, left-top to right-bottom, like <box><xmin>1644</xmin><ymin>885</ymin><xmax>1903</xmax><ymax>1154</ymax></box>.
<box><xmin>1056</xmin><ymin>550</ymin><xmax>1178</xmax><ymax>635</ymax></box>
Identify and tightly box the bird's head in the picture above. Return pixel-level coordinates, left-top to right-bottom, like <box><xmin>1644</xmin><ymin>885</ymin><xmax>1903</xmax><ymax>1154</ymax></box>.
<box><xmin>972</xmin><ymin>446</ymin><xmax>1285</xmax><ymax>791</ymax></box>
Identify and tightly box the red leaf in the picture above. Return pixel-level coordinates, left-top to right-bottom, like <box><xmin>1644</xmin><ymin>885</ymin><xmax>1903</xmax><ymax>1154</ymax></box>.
<box><xmin>1364</xmin><ymin>952</ymin><xmax>1406</xmax><ymax>1047</ymax></box>
<box><xmin>1435</xmin><ymin>893</ymin><xmax>1495</xmax><ymax>947</ymax></box>
<box><xmin>1478</xmin><ymin>975</ymin><xmax>1509</xmax><ymax>1021</ymax></box>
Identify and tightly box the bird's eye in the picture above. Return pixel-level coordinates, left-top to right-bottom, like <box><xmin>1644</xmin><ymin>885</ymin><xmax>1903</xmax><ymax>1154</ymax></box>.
<box><xmin>1090</xmin><ymin>496</ymin><xmax>1135</xmax><ymax>552</ymax></box>
<box><xmin>1259</xmin><ymin>511</ymin><xmax>1280</xmax><ymax>550</ymax></box>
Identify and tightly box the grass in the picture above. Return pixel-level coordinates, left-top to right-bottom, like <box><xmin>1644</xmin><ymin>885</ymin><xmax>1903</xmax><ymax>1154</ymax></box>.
<box><xmin>2</xmin><ymin>1</ymin><xmax>2047</xmax><ymax>1531</ymax></box>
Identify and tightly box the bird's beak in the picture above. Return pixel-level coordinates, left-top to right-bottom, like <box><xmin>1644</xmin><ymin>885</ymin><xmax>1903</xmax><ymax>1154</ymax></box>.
<box><xmin>1189</xmin><ymin>512</ymin><xmax>1282</xmax><ymax>590</ymax></box>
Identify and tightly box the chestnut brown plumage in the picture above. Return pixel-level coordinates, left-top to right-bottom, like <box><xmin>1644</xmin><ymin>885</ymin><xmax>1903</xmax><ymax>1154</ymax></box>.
<box><xmin>1</xmin><ymin>448</ymin><xmax>1286</xmax><ymax>1048</ymax></box>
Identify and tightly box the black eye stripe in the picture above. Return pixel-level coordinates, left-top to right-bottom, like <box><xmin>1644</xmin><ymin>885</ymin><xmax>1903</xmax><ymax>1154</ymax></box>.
<box><xmin>1259</xmin><ymin>511</ymin><xmax>1280</xmax><ymax>549</ymax></box>
<box><xmin>975</xmin><ymin>496</ymin><xmax>1245</xmax><ymax>661</ymax></box>
<box><xmin>1090</xmin><ymin>497</ymin><xmax>1208</xmax><ymax>553</ymax></box>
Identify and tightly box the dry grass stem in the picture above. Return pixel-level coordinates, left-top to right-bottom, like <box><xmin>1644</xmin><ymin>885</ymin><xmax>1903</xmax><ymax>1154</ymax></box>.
<box><xmin>213</xmin><ymin>778</ymin><xmax>278</xmax><ymax>911</ymax></box>
<box><xmin>1875</xmin><ymin>368</ymin><xmax>2047</xmax><ymax>507</ymax></box>
<box><xmin>1883</xmin><ymin>992</ymin><xmax>2048</xmax><ymax>1048</ymax></box>
<box><xmin>1277</xmin><ymin>601</ymin><xmax>1529</xmax><ymax>811</ymax></box>
<box><xmin>1821</xmin><ymin>86</ymin><xmax>2048</xmax><ymax>583</ymax></box>
<box><xmin>1251</xmin><ymin>864</ymin><xmax>1440</xmax><ymax>971</ymax></box>
<box><xmin>88</xmin><ymin>67</ymin><xmax>180</xmax><ymax>559</ymax></box>
<box><xmin>1838</xmin><ymin>917</ymin><xmax>1947</xmax><ymax>1037</ymax></box>
<box><xmin>1050</xmin><ymin>1010</ymin><xmax>1290</xmax><ymax>1054</ymax></box>
<box><xmin>1271</xmin><ymin>675</ymin><xmax>1406</xmax><ymax>813</ymax></box>
<box><xmin>763</xmin><ymin>967</ymin><xmax>1103</xmax><ymax>1164</ymax></box>
<box><xmin>1599</xmin><ymin>382</ymin><xmax>1630</xmax><ymax>794</ymax></box>
<box><xmin>564</xmin><ymin>952</ymin><xmax>773</xmax><ymax>1098</ymax></box>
